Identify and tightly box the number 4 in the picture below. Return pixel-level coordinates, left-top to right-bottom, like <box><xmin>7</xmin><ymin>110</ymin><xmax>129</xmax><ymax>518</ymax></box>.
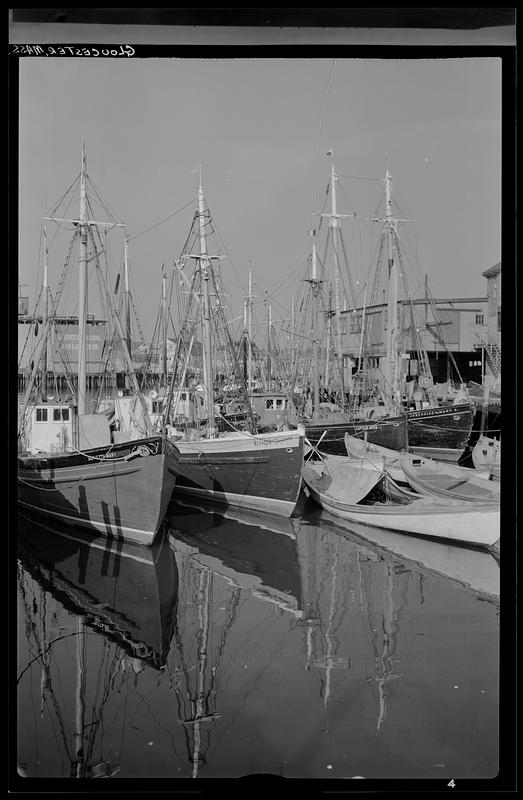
<box><xmin>448</xmin><ymin>779</ymin><xmax>456</xmax><ymax>788</ymax></box>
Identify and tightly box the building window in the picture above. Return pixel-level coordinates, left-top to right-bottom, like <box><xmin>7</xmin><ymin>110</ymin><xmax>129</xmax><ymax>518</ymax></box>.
<box><xmin>349</xmin><ymin>313</ymin><xmax>362</xmax><ymax>334</ymax></box>
<box><xmin>36</xmin><ymin>408</ymin><xmax>48</xmax><ymax>422</ymax></box>
<box><xmin>497</xmin><ymin>310</ymin><xmax>501</xmax><ymax>332</ymax></box>
<box><xmin>475</xmin><ymin>313</ymin><xmax>484</xmax><ymax>326</ymax></box>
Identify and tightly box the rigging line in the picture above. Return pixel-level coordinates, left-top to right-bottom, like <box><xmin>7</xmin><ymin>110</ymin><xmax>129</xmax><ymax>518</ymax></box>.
<box><xmin>338</xmin><ymin>174</ymin><xmax>381</xmax><ymax>182</ymax></box>
<box><xmin>17</xmin><ymin>631</ymin><xmax>99</xmax><ymax>685</ymax></box>
<box><xmin>45</xmin><ymin>173</ymin><xmax>79</xmax><ymax>218</ymax></box>
<box><xmin>85</xmin><ymin>174</ymin><xmax>124</xmax><ymax>223</ymax></box>
<box><xmin>314</xmin><ymin>59</ymin><xmax>337</xmax><ymax>210</ymax></box>
<box><xmin>128</xmin><ymin>199</ymin><xmax>195</xmax><ymax>242</ymax></box>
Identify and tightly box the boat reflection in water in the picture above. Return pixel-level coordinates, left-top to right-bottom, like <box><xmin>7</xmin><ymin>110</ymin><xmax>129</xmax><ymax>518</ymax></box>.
<box><xmin>17</xmin><ymin>499</ymin><xmax>499</xmax><ymax>780</ymax></box>
<box><xmin>17</xmin><ymin>510</ymin><xmax>179</xmax><ymax>778</ymax></box>
<box><xmin>166</xmin><ymin>497</ymin><xmax>499</xmax><ymax>778</ymax></box>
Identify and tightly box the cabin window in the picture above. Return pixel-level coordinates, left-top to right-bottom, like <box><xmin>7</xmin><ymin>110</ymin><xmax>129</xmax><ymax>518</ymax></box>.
<box><xmin>53</xmin><ymin>407</ymin><xmax>70</xmax><ymax>421</ymax></box>
<box><xmin>475</xmin><ymin>313</ymin><xmax>484</xmax><ymax>326</ymax></box>
<box><xmin>152</xmin><ymin>400</ymin><xmax>164</xmax><ymax>414</ymax></box>
<box><xmin>36</xmin><ymin>408</ymin><xmax>48</xmax><ymax>422</ymax></box>
<box><xmin>339</xmin><ymin>317</ymin><xmax>348</xmax><ymax>335</ymax></box>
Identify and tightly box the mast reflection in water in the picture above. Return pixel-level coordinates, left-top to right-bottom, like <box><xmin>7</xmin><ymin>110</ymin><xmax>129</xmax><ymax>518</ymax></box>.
<box><xmin>17</xmin><ymin>499</ymin><xmax>499</xmax><ymax>780</ymax></box>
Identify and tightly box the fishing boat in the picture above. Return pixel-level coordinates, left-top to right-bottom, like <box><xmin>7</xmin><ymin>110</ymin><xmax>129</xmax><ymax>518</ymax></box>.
<box><xmin>302</xmin><ymin>457</ymin><xmax>500</xmax><ymax>548</ymax></box>
<box><xmin>17</xmin><ymin>142</ymin><xmax>177</xmax><ymax>545</ymax></box>
<box><xmin>297</xmin><ymin>166</ymin><xmax>473</xmax><ymax>455</ymax></box>
<box><xmin>163</xmin><ymin>175</ymin><xmax>304</xmax><ymax>517</ymax></box>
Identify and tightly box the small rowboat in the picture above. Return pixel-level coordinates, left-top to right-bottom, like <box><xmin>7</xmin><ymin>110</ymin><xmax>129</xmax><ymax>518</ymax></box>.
<box><xmin>345</xmin><ymin>432</ymin><xmax>500</xmax><ymax>503</ymax></box>
<box><xmin>398</xmin><ymin>453</ymin><xmax>500</xmax><ymax>503</ymax></box>
<box><xmin>344</xmin><ymin>433</ymin><xmax>409</xmax><ymax>485</ymax></box>
<box><xmin>302</xmin><ymin>458</ymin><xmax>500</xmax><ymax>549</ymax></box>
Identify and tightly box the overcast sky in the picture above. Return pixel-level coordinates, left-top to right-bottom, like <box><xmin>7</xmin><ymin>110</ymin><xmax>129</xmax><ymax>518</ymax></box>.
<box><xmin>18</xmin><ymin>56</ymin><xmax>501</xmax><ymax>340</ymax></box>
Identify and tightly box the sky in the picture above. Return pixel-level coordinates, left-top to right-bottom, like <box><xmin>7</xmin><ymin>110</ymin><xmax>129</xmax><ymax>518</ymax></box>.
<box><xmin>18</xmin><ymin>56</ymin><xmax>502</xmax><ymax>342</ymax></box>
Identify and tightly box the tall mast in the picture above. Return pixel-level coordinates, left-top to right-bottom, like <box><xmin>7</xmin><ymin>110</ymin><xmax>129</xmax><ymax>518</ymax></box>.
<box><xmin>124</xmin><ymin>233</ymin><xmax>132</xmax><ymax>358</ymax></box>
<box><xmin>247</xmin><ymin>270</ymin><xmax>252</xmax><ymax>392</ymax></box>
<box><xmin>266</xmin><ymin>303</ymin><xmax>272</xmax><ymax>385</ymax></box>
<box><xmin>330</xmin><ymin>165</ymin><xmax>344</xmax><ymax>403</ymax></box>
<box><xmin>311</xmin><ymin>243</ymin><xmax>321</xmax><ymax>414</ymax></box>
<box><xmin>319</xmin><ymin>164</ymin><xmax>353</xmax><ymax>406</ymax></box>
<box><xmin>197</xmin><ymin>177</ymin><xmax>215</xmax><ymax>437</ymax></box>
<box><xmin>78</xmin><ymin>139</ymin><xmax>88</xmax><ymax>416</ymax></box>
<box><xmin>324</xmin><ymin>284</ymin><xmax>332</xmax><ymax>388</ymax></box>
<box><xmin>42</xmin><ymin>226</ymin><xmax>49</xmax><ymax>399</ymax></box>
<box><xmin>384</xmin><ymin>168</ymin><xmax>400</xmax><ymax>409</ymax></box>
<box><xmin>162</xmin><ymin>269</ymin><xmax>168</xmax><ymax>388</ymax></box>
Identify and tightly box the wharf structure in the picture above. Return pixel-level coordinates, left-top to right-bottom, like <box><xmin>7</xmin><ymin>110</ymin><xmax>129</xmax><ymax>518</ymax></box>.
<box><xmin>17</xmin><ymin>305</ymin><xmax>180</xmax><ymax>395</ymax></box>
<box><xmin>336</xmin><ymin>262</ymin><xmax>501</xmax><ymax>400</ymax></box>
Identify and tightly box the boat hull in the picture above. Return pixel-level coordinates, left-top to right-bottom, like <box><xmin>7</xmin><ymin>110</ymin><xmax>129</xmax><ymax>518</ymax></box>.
<box><xmin>168</xmin><ymin>428</ymin><xmax>304</xmax><ymax>517</ymax></box>
<box><xmin>305</xmin><ymin>415</ymin><xmax>407</xmax><ymax>455</ymax></box>
<box><xmin>406</xmin><ymin>403</ymin><xmax>473</xmax><ymax>449</ymax></box>
<box><xmin>305</xmin><ymin>403</ymin><xmax>473</xmax><ymax>455</ymax></box>
<box><xmin>17</xmin><ymin>436</ymin><xmax>178</xmax><ymax>546</ymax></box>
<box><xmin>302</xmin><ymin>465</ymin><xmax>499</xmax><ymax>548</ymax></box>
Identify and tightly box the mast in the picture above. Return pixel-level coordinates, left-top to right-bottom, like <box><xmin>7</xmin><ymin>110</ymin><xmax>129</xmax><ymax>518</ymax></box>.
<box><xmin>383</xmin><ymin>168</ymin><xmax>402</xmax><ymax>411</ymax></box>
<box><xmin>197</xmin><ymin>176</ymin><xmax>216</xmax><ymax>437</ymax></box>
<box><xmin>330</xmin><ymin>165</ymin><xmax>344</xmax><ymax>404</ymax></box>
<box><xmin>162</xmin><ymin>269</ymin><xmax>168</xmax><ymax>388</ymax></box>
<box><xmin>124</xmin><ymin>233</ymin><xmax>132</xmax><ymax>359</ymax></box>
<box><xmin>310</xmin><ymin>241</ymin><xmax>321</xmax><ymax>414</ymax></box>
<box><xmin>319</xmin><ymin>163</ymin><xmax>353</xmax><ymax>406</ymax></box>
<box><xmin>78</xmin><ymin>139</ymin><xmax>88</xmax><ymax>416</ymax></box>
<box><xmin>324</xmin><ymin>284</ymin><xmax>332</xmax><ymax>391</ymax></box>
<box><xmin>247</xmin><ymin>269</ymin><xmax>253</xmax><ymax>391</ymax></box>
<box><xmin>266</xmin><ymin>303</ymin><xmax>272</xmax><ymax>385</ymax></box>
<box><xmin>42</xmin><ymin>226</ymin><xmax>49</xmax><ymax>400</ymax></box>
<box><xmin>291</xmin><ymin>295</ymin><xmax>295</xmax><ymax>380</ymax></box>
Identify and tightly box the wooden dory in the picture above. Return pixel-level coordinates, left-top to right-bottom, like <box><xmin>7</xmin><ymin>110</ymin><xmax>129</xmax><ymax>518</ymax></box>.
<box><xmin>345</xmin><ymin>433</ymin><xmax>500</xmax><ymax>503</ymax></box>
<box><xmin>302</xmin><ymin>458</ymin><xmax>500</xmax><ymax>549</ymax></box>
<box><xmin>398</xmin><ymin>453</ymin><xmax>500</xmax><ymax>502</ymax></box>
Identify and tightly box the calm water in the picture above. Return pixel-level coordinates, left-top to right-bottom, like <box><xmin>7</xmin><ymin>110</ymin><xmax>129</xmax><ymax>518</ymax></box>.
<box><xmin>16</xmin><ymin>497</ymin><xmax>500</xmax><ymax>782</ymax></box>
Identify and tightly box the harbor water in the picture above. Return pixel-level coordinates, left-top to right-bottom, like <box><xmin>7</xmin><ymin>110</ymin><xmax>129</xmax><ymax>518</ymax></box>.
<box><xmin>16</xmin><ymin>495</ymin><xmax>500</xmax><ymax>782</ymax></box>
